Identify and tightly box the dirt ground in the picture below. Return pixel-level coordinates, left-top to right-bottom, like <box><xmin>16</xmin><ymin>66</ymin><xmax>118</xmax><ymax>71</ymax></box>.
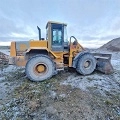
<box><xmin>0</xmin><ymin>50</ymin><xmax>120</xmax><ymax>120</ymax></box>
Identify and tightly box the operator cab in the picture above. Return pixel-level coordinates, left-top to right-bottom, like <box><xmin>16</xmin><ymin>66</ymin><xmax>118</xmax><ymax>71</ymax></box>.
<box><xmin>46</xmin><ymin>21</ymin><xmax>69</xmax><ymax>52</ymax></box>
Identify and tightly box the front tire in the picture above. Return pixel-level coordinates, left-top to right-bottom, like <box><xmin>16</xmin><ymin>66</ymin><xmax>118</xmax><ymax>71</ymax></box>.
<box><xmin>76</xmin><ymin>53</ymin><xmax>96</xmax><ymax>75</ymax></box>
<box><xmin>25</xmin><ymin>55</ymin><xmax>55</xmax><ymax>82</ymax></box>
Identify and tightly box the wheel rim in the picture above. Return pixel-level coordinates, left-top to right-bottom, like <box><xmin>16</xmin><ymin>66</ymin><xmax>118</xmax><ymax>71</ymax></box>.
<box><xmin>84</xmin><ymin>60</ymin><xmax>91</xmax><ymax>68</ymax></box>
<box><xmin>34</xmin><ymin>63</ymin><xmax>47</xmax><ymax>75</ymax></box>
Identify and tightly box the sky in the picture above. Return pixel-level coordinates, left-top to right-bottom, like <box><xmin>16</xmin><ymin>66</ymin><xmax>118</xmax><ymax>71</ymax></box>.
<box><xmin>0</xmin><ymin>0</ymin><xmax>120</xmax><ymax>48</ymax></box>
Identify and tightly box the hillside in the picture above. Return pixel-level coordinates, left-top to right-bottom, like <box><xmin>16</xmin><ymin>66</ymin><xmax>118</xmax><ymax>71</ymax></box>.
<box><xmin>0</xmin><ymin>46</ymin><xmax>10</xmax><ymax>49</ymax></box>
<box><xmin>99</xmin><ymin>37</ymin><xmax>120</xmax><ymax>51</ymax></box>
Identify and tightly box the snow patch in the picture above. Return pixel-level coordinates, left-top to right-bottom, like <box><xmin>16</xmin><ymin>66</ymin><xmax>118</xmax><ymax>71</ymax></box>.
<box><xmin>61</xmin><ymin>74</ymin><xmax>120</xmax><ymax>96</ymax></box>
<box><xmin>111</xmin><ymin>59</ymin><xmax>120</xmax><ymax>70</ymax></box>
<box><xmin>0</xmin><ymin>65</ymin><xmax>25</xmax><ymax>74</ymax></box>
<box><xmin>0</xmin><ymin>49</ymin><xmax>10</xmax><ymax>56</ymax></box>
<box><xmin>59</xmin><ymin>94</ymin><xmax>66</xmax><ymax>98</ymax></box>
<box><xmin>49</xmin><ymin>90</ymin><xmax>57</xmax><ymax>98</ymax></box>
<box><xmin>0</xmin><ymin>76</ymin><xmax>5</xmax><ymax>81</ymax></box>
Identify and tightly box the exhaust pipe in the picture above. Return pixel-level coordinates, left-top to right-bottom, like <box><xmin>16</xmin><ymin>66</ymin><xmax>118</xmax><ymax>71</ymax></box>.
<box><xmin>37</xmin><ymin>26</ymin><xmax>41</xmax><ymax>40</ymax></box>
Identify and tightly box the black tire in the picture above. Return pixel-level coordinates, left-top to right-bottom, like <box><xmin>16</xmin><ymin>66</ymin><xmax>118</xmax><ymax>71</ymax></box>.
<box><xmin>76</xmin><ymin>53</ymin><xmax>96</xmax><ymax>75</ymax></box>
<box><xmin>25</xmin><ymin>55</ymin><xmax>55</xmax><ymax>82</ymax></box>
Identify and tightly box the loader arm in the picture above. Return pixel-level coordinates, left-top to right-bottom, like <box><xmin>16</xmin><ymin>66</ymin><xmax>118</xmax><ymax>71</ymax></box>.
<box><xmin>69</xmin><ymin>36</ymin><xmax>85</xmax><ymax>67</ymax></box>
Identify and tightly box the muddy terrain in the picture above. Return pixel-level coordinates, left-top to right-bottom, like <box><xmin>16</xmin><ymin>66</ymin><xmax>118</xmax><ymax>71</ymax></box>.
<box><xmin>0</xmin><ymin>49</ymin><xmax>120</xmax><ymax>120</ymax></box>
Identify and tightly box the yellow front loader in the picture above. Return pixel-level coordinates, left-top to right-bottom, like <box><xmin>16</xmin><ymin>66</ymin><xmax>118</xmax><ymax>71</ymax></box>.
<box><xmin>9</xmin><ymin>21</ymin><xmax>113</xmax><ymax>82</ymax></box>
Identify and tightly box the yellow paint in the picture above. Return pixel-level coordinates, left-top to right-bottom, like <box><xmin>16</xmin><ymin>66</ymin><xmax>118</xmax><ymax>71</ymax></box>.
<box><xmin>26</xmin><ymin>47</ymin><xmax>60</xmax><ymax>59</ymax></box>
<box><xmin>20</xmin><ymin>44</ymin><xmax>27</xmax><ymax>51</ymax></box>
<box><xmin>25</xmin><ymin>47</ymin><xmax>48</xmax><ymax>53</ymax></box>
<box><xmin>10</xmin><ymin>42</ymin><xmax>16</xmax><ymax>57</ymax></box>
<box><xmin>37</xmin><ymin>65</ymin><xmax>45</xmax><ymax>73</ymax></box>
<box><xmin>10</xmin><ymin>40</ymin><xmax>84</xmax><ymax>67</ymax></box>
<box><xmin>68</xmin><ymin>43</ymin><xmax>84</xmax><ymax>67</ymax></box>
<box><xmin>30</xmin><ymin>40</ymin><xmax>47</xmax><ymax>47</ymax></box>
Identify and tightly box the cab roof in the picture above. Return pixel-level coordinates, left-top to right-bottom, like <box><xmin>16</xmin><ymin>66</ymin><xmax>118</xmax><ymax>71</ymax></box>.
<box><xmin>46</xmin><ymin>21</ymin><xmax>67</xmax><ymax>28</ymax></box>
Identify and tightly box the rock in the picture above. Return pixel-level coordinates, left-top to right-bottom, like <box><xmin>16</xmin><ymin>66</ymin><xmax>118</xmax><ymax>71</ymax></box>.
<box><xmin>46</xmin><ymin>106</ymin><xmax>57</xmax><ymax>114</ymax></box>
<box><xmin>27</xmin><ymin>101</ymin><xmax>40</xmax><ymax>111</ymax></box>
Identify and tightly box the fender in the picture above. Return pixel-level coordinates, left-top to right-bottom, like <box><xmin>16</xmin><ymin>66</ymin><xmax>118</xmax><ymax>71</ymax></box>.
<box><xmin>72</xmin><ymin>51</ymin><xmax>89</xmax><ymax>68</ymax></box>
<box><xmin>25</xmin><ymin>47</ymin><xmax>59</xmax><ymax>59</ymax></box>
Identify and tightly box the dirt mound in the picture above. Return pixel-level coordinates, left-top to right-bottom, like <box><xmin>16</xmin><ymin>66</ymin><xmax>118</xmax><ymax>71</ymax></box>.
<box><xmin>99</xmin><ymin>37</ymin><xmax>120</xmax><ymax>51</ymax></box>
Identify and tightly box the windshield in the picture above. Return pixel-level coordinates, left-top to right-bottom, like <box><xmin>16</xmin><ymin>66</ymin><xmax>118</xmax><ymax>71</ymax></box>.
<box><xmin>52</xmin><ymin>29</ymin><xmax>62</xmax><ymax>45</ymax></box>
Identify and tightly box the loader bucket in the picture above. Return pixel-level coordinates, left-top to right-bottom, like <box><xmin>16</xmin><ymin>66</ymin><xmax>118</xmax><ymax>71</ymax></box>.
<box><xmin>92</xmin><ymin>53</ymin><xmax>114</xmax><ymax>74</ymax></box>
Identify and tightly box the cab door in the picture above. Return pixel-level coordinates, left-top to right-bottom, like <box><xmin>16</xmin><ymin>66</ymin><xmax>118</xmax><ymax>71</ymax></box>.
<box><xmin>51</xmin><ymin>23</ymin><xmax>64</xmax><ymax>51</ymax></box>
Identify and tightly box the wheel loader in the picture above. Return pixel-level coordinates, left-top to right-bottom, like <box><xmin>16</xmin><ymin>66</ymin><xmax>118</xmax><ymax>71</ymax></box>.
<box><xmin>9</xmin><ymin>21</ymin><xmax>113</xmax><ymax>82</ymax></box>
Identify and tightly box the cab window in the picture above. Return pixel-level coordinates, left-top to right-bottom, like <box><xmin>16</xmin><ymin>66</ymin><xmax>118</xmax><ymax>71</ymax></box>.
<box><xmin>52</xmin><ymin>24</ymin><xmax>63</xmax><ymax>45</ymax></box>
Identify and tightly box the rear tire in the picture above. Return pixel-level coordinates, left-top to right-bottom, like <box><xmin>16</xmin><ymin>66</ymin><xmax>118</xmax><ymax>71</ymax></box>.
<box><xmin>76</xmin><ymin>53</ymin><xmax>96</xmax><ymax>75</ymax></box>
<box><xmin>25</xmin><ymin>55</ymin><xmax>55</xmax><ymax>82</ymax></box>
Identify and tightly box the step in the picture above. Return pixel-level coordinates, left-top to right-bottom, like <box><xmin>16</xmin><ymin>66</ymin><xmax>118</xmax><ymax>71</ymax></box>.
<box><xmin>56</xmin><ymin>68</ymin><xmax>64</xmax><ymax>71</ymax></box>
